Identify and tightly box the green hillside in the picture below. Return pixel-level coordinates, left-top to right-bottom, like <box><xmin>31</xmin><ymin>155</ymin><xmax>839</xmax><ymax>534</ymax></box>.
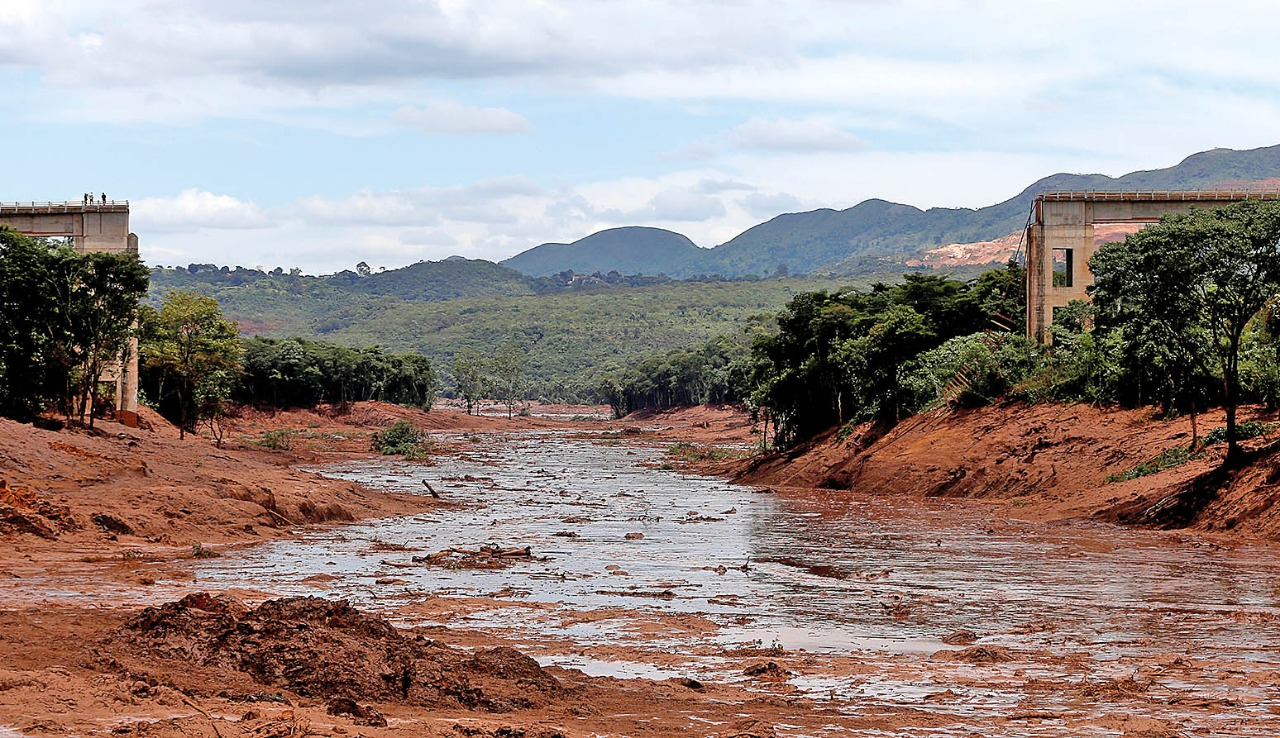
<box><xmin>501</xmin><ymin>226</ymin><xmax>707</xmax><ymax>277</ymax></box>
<box><xmin>150</xmin><ymin>264</ymin><xmax>869</xmax><ymax>400</ymax></box>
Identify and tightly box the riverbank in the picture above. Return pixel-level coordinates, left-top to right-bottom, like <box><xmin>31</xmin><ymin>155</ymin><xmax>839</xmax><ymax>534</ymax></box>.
<box><xmin>730</xmin><ymin>402</ymin><xmax>1280</xmax><ymax>540</ymax></box>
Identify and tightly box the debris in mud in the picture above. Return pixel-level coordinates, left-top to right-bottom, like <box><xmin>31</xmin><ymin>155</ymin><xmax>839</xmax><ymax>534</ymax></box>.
<box><xmin>671</xmin><ymin>676</ymin><xmax>705</xmax><ymax>691</ymax></box>
<box><xmin>941</xmin><ymin>629</ymin><xmax>978</xmax><ymax>645</ymax></box>
<box><xmin>0</xmin><ymin>480</ymin><xmax>80</xmax><ymax>539</ymax></box>
<box><xmin>1077</xmin><ymin>675</ymin><xmax>1151</xmax><ymax>699</ymax></box>
<box><xmin>411</xmin><ymin>545</ymin><xmax>542</xmax><ymax>569</ymax></box>
<box><xmin>551</xmin><ymin>531</ymin><xmax>578</xmax><ymax>538</ymax></box>
<box><xmin>92</xmin><ymin>512</ymin><xmax>134</xmax><ymax>536</ymax></box>
<box><xmin>594</xmin><ymin>588</ymin><xmax>676</xmax><ymax>599</ymax></box>
<box><xmin>933</xmin><ymin>645</ymin><xmax>1014</xmax><ymax>663</ymax></box>
<box><xmin>327</xmin><ymin>697</ymin><xmax>387</xmax><ymax>726</ymax></box>
<box><xmin>725</xmin><ymin>718</ymin><xmax>778</xmax><ymax>738</ymax></box>
<box><xmin>624</xmin><ymin>531</ymin><xmax>644</xmax><ymax>540</ymax></box>
<box><xmin>742</xmin><ymin>661</ymin><xmax>791</xmax><ymax>679</ymax></box>
<box><xmin>115</xmin><ymin>593</ymin><xmax>565</xmax><ymax>712</ymax></box>
<box><xmin>679</xmin><ymin>512</ymin><xmax>724</xmax><ymax>523</ymax></box>
<box><xmin>443</xmin><ymin>475</ymin><xmax>497</xmax><ymax>486</ymax></box>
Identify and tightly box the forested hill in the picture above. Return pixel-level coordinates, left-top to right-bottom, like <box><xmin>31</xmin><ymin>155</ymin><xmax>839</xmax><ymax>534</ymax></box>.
<box><xmin>500</xmin><ymin>144</ymin><xmax>1280</xmax><ymax>279</ymax></box>
<box><xmin>501</xmin><ymin>226</ymin><xmax>705</xmax><ymax>277</ymax></box>
<box><xmin>149</xmin><ymin>261</ymin><xmax>872</xmax><ymax>400</ymax></box>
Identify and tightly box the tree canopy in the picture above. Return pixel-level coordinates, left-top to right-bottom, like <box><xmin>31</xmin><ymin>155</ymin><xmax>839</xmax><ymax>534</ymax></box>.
<box><xmin>0</xmin><ymin>228</ymin><xmax>149</xmax><ymax>424</ymax></box>
<box><xmin>1092</xmin><ymin>200</ymin><xmax>1280</xmax><ymax>463</ymax></box>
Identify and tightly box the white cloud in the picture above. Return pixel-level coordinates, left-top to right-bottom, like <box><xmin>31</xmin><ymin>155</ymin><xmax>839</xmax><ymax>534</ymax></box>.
<box><xmin>740</xmin><ymin>192</ymin><xmax>803</xmax><ymax>219</ymax></box>
<box><xmin>133</xmin><ymin>189</ymin><xmax>273</xmax><ymax>232</ymax></box>
<box><xmin>393</xmin><ymin>100</ymin><xmax>532</xmax><ymax>135</ymax></box>
<box><xmin>730</xmin><ymin>116</ymin><xmax>864</xmax><ymax>153</ymax></box>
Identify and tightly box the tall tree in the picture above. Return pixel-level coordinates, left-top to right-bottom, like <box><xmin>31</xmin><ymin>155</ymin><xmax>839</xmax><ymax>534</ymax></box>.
<box><xmin>452</xmin><ymin>348</ymin><xmax>488</xmax><ymax>415</ymax></box>
<box><xmin>0</xmin><ymin>229</ymin><xmax>148</xmax><ymax>424</ymax></box>
<box><xmin>140</xmin><ymin>291</ymin><xmax>242</xmax><ymax>439</ymax></box>
<box><xmin>49</xmin><ymin>249</ymin><xmax>151</xmax><ymax>426</ymax></box>
<box><xmin>1092</xmin><ymin>200</ymin><xmax>1280</xmax><ymax>464</ymax></box>
<box><xmin>490</xmin><ymin>345</ymin><xmax>526</xmax><ymax>419</ymax></box>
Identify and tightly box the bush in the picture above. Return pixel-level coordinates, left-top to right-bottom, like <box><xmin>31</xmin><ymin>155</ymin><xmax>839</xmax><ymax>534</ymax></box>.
<box><xmin>257</xmin><ymin>428</ymin><xmax>296</xmax><ymax>450</ymax></box>
<box><xmin>1106</xmin><ymin>444</ymin><xmax>1205</xmax><ymax>483</ymax></box>
<box><xmin>372</xmin><ymin>420</ymin><xmax>427</xmax><ymax>455</ymax></box>
<box><xmin>1203</xmin><ymin>420</ymin><xmax>1273</xmax><ymax>447</ymax></box>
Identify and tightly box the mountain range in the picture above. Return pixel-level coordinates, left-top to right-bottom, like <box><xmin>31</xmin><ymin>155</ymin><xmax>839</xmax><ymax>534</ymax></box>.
<box><xmin>500</xmin><ymin>144</ymin><xmax>1280</xmax><ymax>278</ymax></box>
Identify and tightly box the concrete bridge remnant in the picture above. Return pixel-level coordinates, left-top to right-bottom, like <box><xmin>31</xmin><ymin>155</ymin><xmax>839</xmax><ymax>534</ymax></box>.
<box><xmin>1025</xmin><ymin>190</ymin><xmax>1280</xmax><ymax>343</ymax></box>
<box><xmin>0</xmin><ymin>200</ymin><xmax>141</xmax><ymax>424</ymax></box>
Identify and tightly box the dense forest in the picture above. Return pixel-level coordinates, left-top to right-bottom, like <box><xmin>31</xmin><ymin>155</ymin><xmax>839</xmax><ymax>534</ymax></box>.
<box><xmin>149</xmin><ymin>262</ymin><xmax>904</xmax><ymax>401</ymax></box>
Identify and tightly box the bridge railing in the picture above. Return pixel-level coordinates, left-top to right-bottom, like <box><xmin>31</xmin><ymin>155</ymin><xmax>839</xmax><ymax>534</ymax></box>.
<box><xmin>1039</xmin><ymin>190</ymin><xmax>1280</xmax><ymax>202</ymax></box>
<box><xmin>0</xmin><ymin>200</ymin><xmax>130</xmax><ymax>211</ymax></box>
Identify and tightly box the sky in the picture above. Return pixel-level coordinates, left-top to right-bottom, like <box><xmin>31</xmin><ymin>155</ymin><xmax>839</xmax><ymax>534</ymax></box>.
<box><xmin>2</xmin><ymin>0</ymin><xmax>1279</xmax><ymax>274</ymax></box>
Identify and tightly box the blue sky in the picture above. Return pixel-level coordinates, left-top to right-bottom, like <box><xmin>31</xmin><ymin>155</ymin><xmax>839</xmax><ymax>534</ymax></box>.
<box><xmin>2</xmin><ymin>0</ymin><xmax>1279</xmax><ymax>273</ymax></box>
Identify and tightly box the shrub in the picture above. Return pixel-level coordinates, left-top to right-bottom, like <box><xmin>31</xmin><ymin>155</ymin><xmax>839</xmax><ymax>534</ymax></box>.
<box><xmin>1106</xmin><ymin>444</ymin><xmax>1205</xmax><ymax>483</ymax></box>
<box><xmin>1203</xmin><ymin>420</ymin><xmax>1273</xmax><ymax>447</ymax></box>
<box><xmin>372</xmin><ymin>419</ymin><xmax>427</xmax><ymax>455</ymax></box>
<box><xmin>257</xmin><ymin>428</ymin><xmax>296</xmax><ymax>450</ymax></box>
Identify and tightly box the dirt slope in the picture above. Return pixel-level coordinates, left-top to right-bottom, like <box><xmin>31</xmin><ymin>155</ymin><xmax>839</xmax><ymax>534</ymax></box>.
<box><xmin>735</xmin><ymin>402</ymin><xmax>1280</xmax><ymax>539</ymax></box>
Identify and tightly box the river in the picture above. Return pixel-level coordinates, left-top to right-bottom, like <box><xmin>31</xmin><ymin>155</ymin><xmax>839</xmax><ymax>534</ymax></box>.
<box><xmin>195</xmin><ymin>430</ymin><xmax>1280</xmax><ymax>735</ymax></box>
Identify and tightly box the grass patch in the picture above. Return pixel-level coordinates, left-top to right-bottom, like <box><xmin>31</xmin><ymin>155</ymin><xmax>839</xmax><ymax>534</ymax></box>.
<box><xmin>1107</xmin><ymin>444</ymin><xmax>1206</xmax><ymax>483</ymax></box>
<box><xmin>1203</xmin><ymin>420</ymin><xmax>1275</xmax><ymax>447</ymax></box>
<box><xmin>667</xmin><ymin>442</ymin><xmax>749</xmax><ymax>463</ymax></box>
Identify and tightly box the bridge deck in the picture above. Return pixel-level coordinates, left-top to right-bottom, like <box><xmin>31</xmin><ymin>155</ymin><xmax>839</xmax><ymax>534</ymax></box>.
<box><xmin>0</xmin><ymin>201</ymin><xmax>130</xmax><ymax>214</ymax></box>
<box><xmin>1040</xmin><ymin>190</ymin><xmax>1280</xmax><ymax>203</ymax></box>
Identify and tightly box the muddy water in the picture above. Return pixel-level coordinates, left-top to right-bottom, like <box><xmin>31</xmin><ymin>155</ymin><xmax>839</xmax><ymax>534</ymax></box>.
<box><xmin>197</xmin><ymin>432</ymin><xmax>1280</xmax><ymax>734</ymax></box>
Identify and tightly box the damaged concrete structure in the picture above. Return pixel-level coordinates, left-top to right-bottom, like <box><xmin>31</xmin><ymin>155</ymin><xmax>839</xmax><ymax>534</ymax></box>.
<box><xmin>1026</xmin><ymin>191</ymin><xmax>1280</xmax><ymax>343</ymax></box>
<box><xmin>0</xmin><ymin>200</ymin><xmax>141</xmax><ymax>425</ymax></box>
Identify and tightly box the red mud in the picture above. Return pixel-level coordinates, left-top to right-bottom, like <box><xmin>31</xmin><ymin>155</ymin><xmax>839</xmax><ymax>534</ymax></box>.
<box><xmin>3</xmin><ymin>400</ymin><xmax>1280</xmax><ymax>735</ymax></box>
<box><xmin>733</xmin><ymin>401</ymin><xmax>1280</xmax><ymax>539</ymax></box>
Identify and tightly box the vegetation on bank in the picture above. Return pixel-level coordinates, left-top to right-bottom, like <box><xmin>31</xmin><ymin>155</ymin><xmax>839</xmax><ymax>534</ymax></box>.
<box><xmin>0</xmin><ymin>228</ymin><xmax>149</xmax><ymax>426</ymax></box>
<box><xmin>135</xmin><ymin>291</ymin><xmax>441</xmax><ymax>440</ymax></box>
<box><xmin>606</xmin><ymin>201</ymin><xmax>1280</xmax><ymax>466</ymax></box>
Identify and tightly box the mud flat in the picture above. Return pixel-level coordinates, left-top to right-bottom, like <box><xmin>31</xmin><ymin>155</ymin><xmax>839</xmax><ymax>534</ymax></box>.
<box><xmin>2</xmin><ymin>406</ymin><xmax>1280</xmax><ymax>735</ymax></box>
<box><xmin>184</xmin><ymin>431</ymin><xmax>1280</xmax><ymax>736</ymax></box>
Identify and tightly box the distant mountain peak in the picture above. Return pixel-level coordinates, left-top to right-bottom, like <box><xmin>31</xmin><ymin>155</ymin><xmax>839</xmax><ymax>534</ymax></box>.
<box><xmin>506</xmin><ymin>143</ymin><xmax>1280</xmax><ymax>279</ymax></box>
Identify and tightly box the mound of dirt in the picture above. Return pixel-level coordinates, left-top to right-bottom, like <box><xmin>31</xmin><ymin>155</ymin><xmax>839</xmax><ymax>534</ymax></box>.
<box><xmin>116</xmin><ymin>593</ymin><xmax>565</xmax><ymax>713</ymax></box>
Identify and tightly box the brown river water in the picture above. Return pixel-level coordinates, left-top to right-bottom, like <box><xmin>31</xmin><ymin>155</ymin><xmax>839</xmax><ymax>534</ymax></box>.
<box><xmin>187</xmin><ymin>431</ymin><xmax>1280</xmax><ymax>736</ymax></box>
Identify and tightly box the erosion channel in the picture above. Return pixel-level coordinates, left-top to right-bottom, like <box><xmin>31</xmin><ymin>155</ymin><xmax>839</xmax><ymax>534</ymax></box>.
<box><xmin>184</xmin><ymin>430</ymin><xmax>1280</xmax><ymax>736</ymax></box>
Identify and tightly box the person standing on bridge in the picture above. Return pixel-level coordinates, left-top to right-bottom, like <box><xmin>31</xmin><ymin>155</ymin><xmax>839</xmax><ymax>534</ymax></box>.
<box><xmin>101</xmin><ymin>193</ymin><xmax>106</xmax><ymax>205</ymax></box>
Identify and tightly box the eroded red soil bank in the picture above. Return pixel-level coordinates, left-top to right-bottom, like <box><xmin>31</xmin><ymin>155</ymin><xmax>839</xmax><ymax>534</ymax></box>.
<box><xmin>733</xmin><ymin>402</ymin><xmax>1280</xmax><ymax>539</ymax></box>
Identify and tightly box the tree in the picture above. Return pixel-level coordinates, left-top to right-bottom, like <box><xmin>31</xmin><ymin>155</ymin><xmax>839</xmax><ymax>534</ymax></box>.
<box><xmin>49</xmin><ymin>249</ymin><xmax>151</xmax><ymax>426</ymax></box>
<box><xmin>0</xmin><ymin>229</ymin><xmax>148</xmax><ymax>424</ymax></box>
<box><xmin>490</xmin><ymin>345</ymin><xmax>526</xmax><ymax>419</ymax></box>
<box><xmin>140</xmin><ymin>291</ymin><xmax>242</xmax><ymax>440</ymax></box>
<box><xmin>452</xmin><ymin>348</ymin><xmax>489</xmax><ymax>415</ymax></box>
<box><xmin>839</xmin><ymin>304</ymin><xmax>935</xmax><ymax>424</ymax></box>
<box><xmin>1092</xmin><ymin>200</ymin><xmax>1280</xmax><ymax>464</ymax></box>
